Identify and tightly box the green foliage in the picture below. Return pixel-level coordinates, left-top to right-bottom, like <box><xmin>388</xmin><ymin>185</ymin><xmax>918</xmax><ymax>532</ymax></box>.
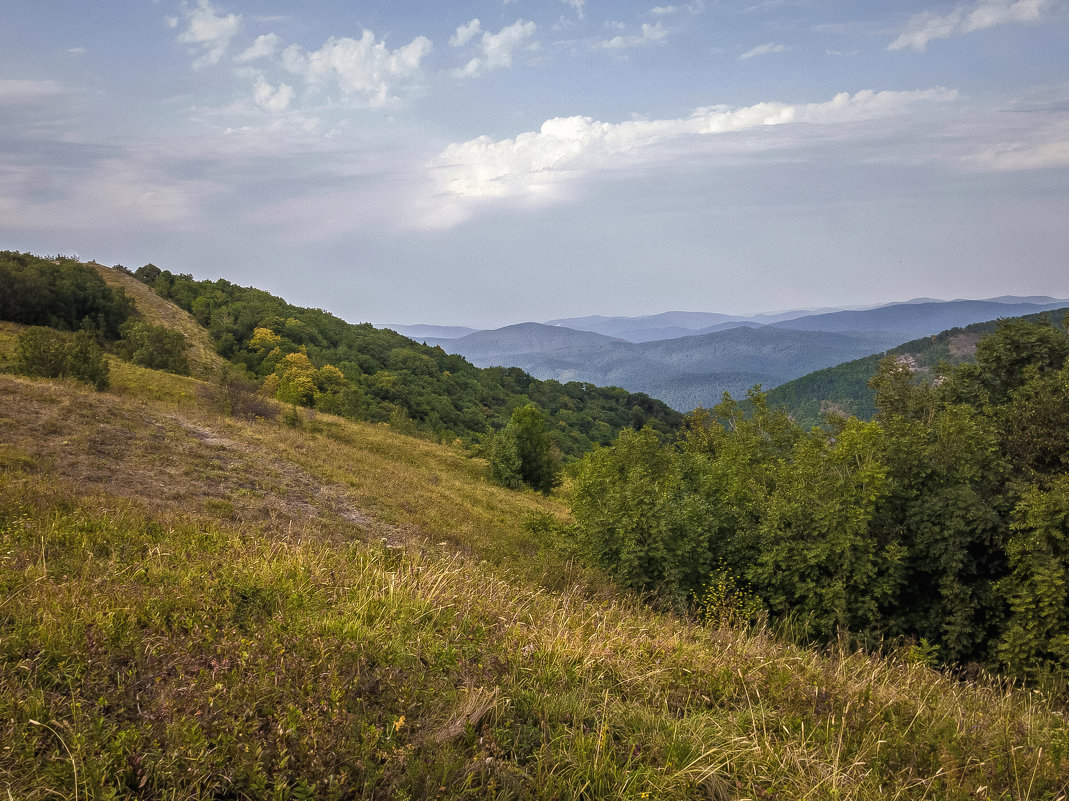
<box><xmin>0</xmin><ymin>251</ymin><xmax>132</xmax><ymax>338</ymax></box>
<box><xmin>486</xmin><ymin>428</ymin><xmax>523</xmax><ymax>490</ymax></box>
<box><xmin>143</xmin><ymin>269</ymin><xmax>682</xmax><ymax>456</ymax></box>
<box><xmin>117</xmin><ymin>319</ymin><xmax>190</xmax><ymax>374</ymax></box>
<box><xmin>998</xmin><ymin>477</ymin><xmax>1069</xmax><ymax>680</ymax></box>
<box><xmin>572</xmin><ymin>318</ymin><xmax>1069</xmax><ymax>684</ymax></box>
<box><xmin>572</xmin><ymin>428</ymin><xmax>709</xmax><ymax>598</ymax></box>
<box><xmin>12</xmin><ymin>326</ymin><xmax>110</xmax><ymax>390</ymax></box>
<box><xmin>488</xmin><ymin>404</ymin><xmax>562</xmax><ymax>493</ymax></box>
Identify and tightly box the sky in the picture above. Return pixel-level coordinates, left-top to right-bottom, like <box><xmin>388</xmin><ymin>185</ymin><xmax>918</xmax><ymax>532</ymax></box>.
<box><xmin>2</xmin><ymin>0</ymin><xmax>1068</xmax><ymax>328</ymax></box>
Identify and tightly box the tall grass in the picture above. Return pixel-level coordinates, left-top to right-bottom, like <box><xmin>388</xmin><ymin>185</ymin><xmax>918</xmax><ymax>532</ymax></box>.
<box><xmin>1</xmin><ymin>370</ymin><xmax>1067</xmax><ymax>799</ymax></box>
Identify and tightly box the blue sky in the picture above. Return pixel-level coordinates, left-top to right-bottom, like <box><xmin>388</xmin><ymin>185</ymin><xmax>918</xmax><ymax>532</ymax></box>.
<box><xmin>2</xmin><ymin>1</ymin><xmax>1068</xmax><ymax>327</ymax></box>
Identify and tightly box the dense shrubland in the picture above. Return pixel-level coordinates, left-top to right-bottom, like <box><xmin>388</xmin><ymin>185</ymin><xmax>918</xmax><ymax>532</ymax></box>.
<box><xmin>573</xmin><ymin>317</ymin><xmax>1069</xmax><ymax>685</ymax></box>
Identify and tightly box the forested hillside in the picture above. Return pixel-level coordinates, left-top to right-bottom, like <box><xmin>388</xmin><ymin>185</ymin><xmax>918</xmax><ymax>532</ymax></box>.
<box><xmin>768</xmin><ymin>307</ymin><xmax>1069</xmax><ymax>426</ymax></box>
<box><xmin>0</xmin><ymin>252</ymin><xmax>681</xmax><ymax>459</ymax></box>
<box><xmin>572</xmin><ymin>316</ymin><xmax>1069</xmax><ymax>685</ymax></box>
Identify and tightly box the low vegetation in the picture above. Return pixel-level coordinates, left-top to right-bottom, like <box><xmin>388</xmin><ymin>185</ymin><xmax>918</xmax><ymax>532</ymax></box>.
<box><xmin>1</xmin><ymin>367</ymin><xmax>1067</xmax><ymax>799</ymax></box>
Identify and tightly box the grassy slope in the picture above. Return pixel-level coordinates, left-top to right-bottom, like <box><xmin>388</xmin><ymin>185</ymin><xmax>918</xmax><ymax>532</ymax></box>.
<box><xmin>89</xmin><ymin>262</ymin><xmax>225</xmax><ymax>379</ymax></box>
<box><xmin>1</xmin><ymin>331</ymin><xmax>1068</xmax><ymax>798</ymax></box>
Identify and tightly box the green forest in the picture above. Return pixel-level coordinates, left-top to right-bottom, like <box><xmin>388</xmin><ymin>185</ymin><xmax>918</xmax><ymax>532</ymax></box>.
<box><xmin>571</xmin><ymin>316</ymin><xmax>1069</xmax><ymax>684</ymax></box>
<box><xmin>0</xmin><ymin>251</ymin><xmax>680</xmax><ymax>464</ymax></box>
<box><xmin>133</xmin><ymin>262</ymin><xmax>681</xmax><ymax>457</ymax></box>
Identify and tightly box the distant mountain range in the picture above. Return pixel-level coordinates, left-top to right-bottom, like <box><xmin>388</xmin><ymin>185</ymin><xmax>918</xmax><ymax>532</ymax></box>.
<box><xmin>400</xmin><ymin>297</ymin><xmax>1069</xmax><ymax>412</ymax></box>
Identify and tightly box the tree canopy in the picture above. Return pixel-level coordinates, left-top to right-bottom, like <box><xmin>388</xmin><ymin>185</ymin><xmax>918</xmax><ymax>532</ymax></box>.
<box><xmin>573</xmin><ymin>317</ymin><xmax>1069</xmax><ymax>684</ymax></box>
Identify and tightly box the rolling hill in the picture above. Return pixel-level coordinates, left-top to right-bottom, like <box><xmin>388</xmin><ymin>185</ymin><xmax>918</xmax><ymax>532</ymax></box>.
<box><xmin>427</xmin><ymin>322</ymin><xmax>904</xmax><ymax>411</ymax></box>
<box><xmin>767</xmin><ymin>306</ymin><xmax>1069</xmax><ymax>426</ymax></box>
<box><xmin>767</xmin><ymin>299</ymin><xmax>1069</xmax><ymax>338</ymax></box>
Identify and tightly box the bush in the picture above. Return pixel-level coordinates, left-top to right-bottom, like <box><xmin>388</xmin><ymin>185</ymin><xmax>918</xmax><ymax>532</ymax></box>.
<box><xmin>12</xmin><ymin>327</ymin><xmax>109</xmax><ymax>390</ymax></box>
<box><xmin>487</xmin><ymin>404</ymin><xmax>561</xmax><ymax>494</ymax></box>
<box><xmin>198</xmin><ymin>364</ymin><xmax>277</xmax><ymax>421</ymax></box>
<box><xmin>117</xmin><ymin>320</ymin><xmax>190</xmax><ymax>374</ymax></box>
<box><xmin>0</xmin><ymin>251</ymin><xmax>132</xmax><ymax>337</ymax></box>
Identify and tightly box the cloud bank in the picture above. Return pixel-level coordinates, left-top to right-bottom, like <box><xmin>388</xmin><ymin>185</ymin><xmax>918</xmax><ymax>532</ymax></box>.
<box><xmin>429</xmin><ymin>88</ymin><xmax>959</xmax><ymax>213</ymax></box>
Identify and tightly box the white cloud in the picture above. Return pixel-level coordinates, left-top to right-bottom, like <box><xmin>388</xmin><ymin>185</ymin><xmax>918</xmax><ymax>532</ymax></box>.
<box><xmin>650</xmin><ymin>1</ymin><xmax>705</xmax><ymax>15</ymax></box>
<box><xmin>597</xmin><ymin>22</ymin><xmax>669</xmax><ymax>50</ymax></box>
<box><xmin>0</xmin><ymin>79</ymin><xmax>63</xmax><ymax>104</ymax></box>
<box><xmin>281</xmin><ymin>30</ymin><xmax>432</xmax><ymax>106</ymax></box>
<box><xmin>68</xmin><ymin>47</ymin><xmax>87</xmax><ymax>56</ymax></box>
<box><xmin>450</xmin><ymin>19</ymin><xmax>482</xmax><ymax>47</ymax></box>
<box><xmin>889</xmin><ymin>0</ymin><xmax>1051</xmax><ymax>51</ymax></box>
<box><xmin>177</xmin><ymin>0</ymin><xmax>242</xmax><ymax>69</ymax></box>
<box><xmin>739</xmin><ymin>42</ymin><xmax>787</xmax><ymax>59</ymax></box>
<box><xmin>562</xmin><ymin>0</ymin><xmax>586</xmax><ymax>19</ymax></box>
<box><xmin>451</xmin><ymin>20</ymin><xmax>537</xmax><ymax>79</ymax></box>
<box><xmin>251</xmin><ymin>75</ymin><xmax>294</xmax><ymax>112</ymax></box>
<box><xmin>426</xmin><ymin>88</ymin><xmax>959</xmax><ymax>220</ymax></box>
<box><xmin>236</xmin><ymin>33</ymin><xmax>282</xmax><ymax>63</ymax></box>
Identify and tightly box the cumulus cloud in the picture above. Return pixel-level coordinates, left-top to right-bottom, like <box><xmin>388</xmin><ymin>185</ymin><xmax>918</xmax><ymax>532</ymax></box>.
<box><xmin>280</xmin><ymin>30</ymin><xmax>432</xmax><ymax>106</ymax></box>
<box><xmin>597</xmin><ymin>22</ymin><xmax>669</xmax><ymax>50</ymax></box>
<box><xmin>251</xmin><ymin>75</ymin><xmax>294</xmax><ymax>112</ymax></box>
<box><xmin>0</xmin><ymin>79</ymin><xmax>63</xmax><ymax>104</ymax></box>
<box><xmin>426</xmin><ymin>88</ymin><xmax>959</xmax><ymax>218</ymax></box>
<box><xmin>740</xmin><ymin>42</ymin><xmax>787</xmax><ymax>59</ymax></box>
<box><xmin>236</xmin><ymin>32</ymin><xmax>282</xmax><ymax>62</ymax></box>
<box><xmin>450</xmin><ymin>19</ymin><xmax>482</xmax><ymax>47</ymax></box>
<box><xmin>889</xmin><ymin>0</ymin><xmax>1051</xmax><ymax>51</ymax></box>
<box><xmin>177</xmin><ymin>0</ymin><xmax>242</xmax><ymax>69</ymax></box>
<box><xmin>451</xmin><ymin>20</ymin><xmax>537</xmax><ymax>79</ymax></box>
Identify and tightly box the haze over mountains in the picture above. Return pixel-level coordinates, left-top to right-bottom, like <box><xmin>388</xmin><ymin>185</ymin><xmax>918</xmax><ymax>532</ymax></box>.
<box><xmin>392</xmin><ymin>297</ymin><xmax>1069</xmax><ymax>411</ymax></box>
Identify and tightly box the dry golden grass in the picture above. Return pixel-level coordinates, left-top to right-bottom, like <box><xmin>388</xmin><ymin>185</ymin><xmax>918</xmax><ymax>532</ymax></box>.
<box><xmin>89</xmin><ymin>262</ymin><xmax>224</xmax><ymax>378</ymax></box>
<box><xmin>0</xmin><ymin>370</ymin><xmax>567</xmax><ymax>562</ymax></box>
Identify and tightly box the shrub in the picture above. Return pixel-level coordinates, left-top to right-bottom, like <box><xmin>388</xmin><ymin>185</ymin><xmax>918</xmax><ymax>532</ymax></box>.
<box><xmin>197</xmin><ymin>364</ymin><xmax>277</xmax><ymax>421</ymax></box>
<box><xmin>12</xmin><ymin>326</ymin><xmax>109</xmax><ymax>390</ymax></box>
<box><xmin>117</xmin><ymin>320</ymin><xmax>190</xmax><ymax>374</ymax></box>
<box><xmin>487</xmin><ymin>404</ymin><xmax>561</xmax><ymax>494</ymax></box>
